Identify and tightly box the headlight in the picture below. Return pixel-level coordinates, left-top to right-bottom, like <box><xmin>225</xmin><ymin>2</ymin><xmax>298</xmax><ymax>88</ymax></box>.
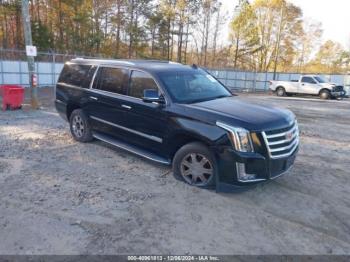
<box><xmin>216</xmin><ymin>122</ymin><xmax>254</xmax><ymax>152</ymax></box>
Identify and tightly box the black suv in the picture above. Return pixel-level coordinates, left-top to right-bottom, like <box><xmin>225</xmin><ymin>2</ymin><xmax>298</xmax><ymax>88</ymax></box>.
<box><xmin>55</xmin><ymin>59</ymin><xmax>299</xmax><ymax>192</ymax></box>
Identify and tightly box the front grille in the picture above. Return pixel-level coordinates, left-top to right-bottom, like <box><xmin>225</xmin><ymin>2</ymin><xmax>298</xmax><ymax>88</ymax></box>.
<box><xmin>333</xmin><ymin>86</ymin><xmax>344</xmax><ymax>92</ymax></box>
<box><xmin>262</xmin><ymin>121</ymin><xmax>299</xmax><ymax>159</ymax></box>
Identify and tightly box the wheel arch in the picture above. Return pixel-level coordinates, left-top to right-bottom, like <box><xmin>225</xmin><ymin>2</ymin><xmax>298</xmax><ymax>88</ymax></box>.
<box><xmin>167</xmin><ymin>132</ymin><xmax>215</xmax><ymax>160</ymax></box>
<box><xmin>318</xmin><ymin>88</ymin><xmax>331</xmax><ymax>95</ymax></box>
<box><xmin>66</xmin><ymin>103</ymin><xmax>81</xmax><ymax>121</ymax></box>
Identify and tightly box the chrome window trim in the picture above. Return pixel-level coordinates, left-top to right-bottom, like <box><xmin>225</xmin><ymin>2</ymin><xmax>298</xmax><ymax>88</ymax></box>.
<box><xmin>88</xmin><ymin>88</ymin><xmax>133</xmax><ymax>100</ymax></box>
<box><xmin>55</xmin><ymin>99</ymin><xmax>65</xmax><ymax>104</ymax></box>
<box><xmin>89</xmin><ymin>65</ymin><xmax>100</xmax><ymax>89</ymax></box>
<box><xmin>90</xmin><ymin>116</ymin><xmax>163</xmax><ymax>143</ymax></box>
<box><xmin>89</xmin><ymin>65</ymin><xmax>168</xmax><ymax>106</ymax></box>
<box><xmin>58</xmin><ymin>62</ymin><xmax>97</xmax><ymax>89</ymax></box>
<box><xmin>128</xmin><ymin>69</ymin><xmax>169</xmax><ymax>106</ymax></box>
<box><xmin>56</xmin><ymin>82</ymin><xmax>81</xmax><ymax>90</ymax></box>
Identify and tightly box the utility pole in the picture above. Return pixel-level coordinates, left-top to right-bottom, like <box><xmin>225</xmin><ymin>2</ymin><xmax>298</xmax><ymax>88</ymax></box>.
<box><xmin>273</xmin><ymin>6</ymin><xmax>284</xmax><ymax>81</ymax></box>
<box><xmin>21</xmin><ymin>0</ymin><xmax>39</xmax><ymax>109</ymax></box>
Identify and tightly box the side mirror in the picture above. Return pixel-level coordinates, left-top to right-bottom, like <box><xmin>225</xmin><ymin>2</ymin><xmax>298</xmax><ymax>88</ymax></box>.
<box><xmin>142</xmin><ymin>89</ymin><xmax>165</xmax><ymax>104</ymax></box>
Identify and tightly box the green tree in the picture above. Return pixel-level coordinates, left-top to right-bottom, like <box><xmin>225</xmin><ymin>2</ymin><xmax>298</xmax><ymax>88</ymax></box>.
<box><xmin>32</xmin><ymin>21</ymin><xmax>52</xmax><ymax>50</ymax></box>
<box><xmin>229</xmin><ymin>0</ymin><xmax>261</xmax><ymax>69</ymax></box>
<box><xmin>253</xmin><ymin>0</ymin><xmax>303</xmax><ymax>73</ymax></box>
<box><xmin>307</xmin><ymin>40</ymin><xmax>348</xmax><ymax>74</ymax></box>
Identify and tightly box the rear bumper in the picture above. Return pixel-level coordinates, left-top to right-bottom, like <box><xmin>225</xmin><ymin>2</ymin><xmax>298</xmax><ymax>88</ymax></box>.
<box><xmin>215</xmin><ymin>146</ymin><xmax>299</xmax><ymax>192</ymax></box>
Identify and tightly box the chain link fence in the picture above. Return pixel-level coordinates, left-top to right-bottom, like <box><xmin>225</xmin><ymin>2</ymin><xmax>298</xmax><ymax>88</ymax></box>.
<box><xmin>1</xmin><ymin>48</ymin><xmax>350</xmax><ymax>94</ymax></box>
<box><xmin>0</xmin><ymin>49</ymin><xmax>103</xmax><ymax>87</ymax></box>
<box><xmin>207</xmin><ymin>69</ymin><xmax>350</xmax><ymax>94</ymax></box>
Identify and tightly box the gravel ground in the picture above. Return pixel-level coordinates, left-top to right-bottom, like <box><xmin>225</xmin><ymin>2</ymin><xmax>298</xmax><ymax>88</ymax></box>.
<box><xmin>0</xmin><ymin>89</ymin><xmax>350</xmax><ymax>255</ymax></box>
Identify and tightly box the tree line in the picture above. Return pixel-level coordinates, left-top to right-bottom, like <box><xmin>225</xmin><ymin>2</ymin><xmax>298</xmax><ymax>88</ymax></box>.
<box><xmin>0</xmin><ymin>0</ymin><xmax>349</xmax><ymax>74</ymax></box>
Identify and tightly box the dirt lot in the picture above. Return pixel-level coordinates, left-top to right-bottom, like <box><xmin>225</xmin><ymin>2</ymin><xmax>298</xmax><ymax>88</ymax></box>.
<box><xmin>0</xmin><ymin>89</ymin><xmax>350</xmax><ymax>255</ymax></box>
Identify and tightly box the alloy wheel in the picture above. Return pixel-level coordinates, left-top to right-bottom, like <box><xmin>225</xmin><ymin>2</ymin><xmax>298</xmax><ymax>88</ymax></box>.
<box><xmin>277</xmin><ymin>89</ymin><xmax>284</xmax><ymax>96</ymax></box>
<box><xmin>180</xmin><ymin>153</ymin><xmax>214</xmax><ymax>186</ymax></box>
<box><xmin>72</xmin><ymin>115</ymin><xmax>85</xmax><ymax>138</ymax></box>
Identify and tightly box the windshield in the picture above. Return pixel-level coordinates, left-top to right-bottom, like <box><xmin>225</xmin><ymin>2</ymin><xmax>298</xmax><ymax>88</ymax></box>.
<box><xmin>157</xmin><ymin>70</ymin><xmax>231</xmax><ymax>103</ymax></box>
<box><xmin>314</xmin><ymin>76</ymin><xmax>327</xmax><ymax>83</ymax></box>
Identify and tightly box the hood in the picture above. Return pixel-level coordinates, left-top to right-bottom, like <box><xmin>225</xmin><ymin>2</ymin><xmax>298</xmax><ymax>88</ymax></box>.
<box><xmin>319</xmin><ymin>83</ymin><xmax>336</xmax><ymax>88</ymax></box>
<box><xmin>184</xmin><ymin>97</ymin><xmax>295</xmax><ymax>132</ymax></box>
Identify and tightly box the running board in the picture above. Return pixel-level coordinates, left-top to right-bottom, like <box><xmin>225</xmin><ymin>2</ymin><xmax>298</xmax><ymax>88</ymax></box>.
<box><xmin>92</xmin><ymin>132</ymin><xmax>171</xmax><ymax>165</ymax></box>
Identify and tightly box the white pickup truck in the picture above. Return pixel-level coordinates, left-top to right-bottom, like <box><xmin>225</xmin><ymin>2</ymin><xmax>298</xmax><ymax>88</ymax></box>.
<box><xmin>269</xmin><ymin>75</ymin><xmax>346</xmax><ymax>99</ymax></box>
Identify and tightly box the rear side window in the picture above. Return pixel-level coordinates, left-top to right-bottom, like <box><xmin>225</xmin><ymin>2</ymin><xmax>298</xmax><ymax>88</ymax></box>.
<box><xmin>58</xmin><ymin>63</ymin><xmax>93</xmax><ymax>88</ymax></box>
<box><xmin>301</xmin><ymin>77</ymin><xmax>316</xmax><ymax>84</ymax></box>
<box><xmin>95</xmin><ymin>67</ymin><xmax>129</xmax><ymax>95</ymax></box>
<box><xmin>129</xmin><ymin>71</ymin><xmax>158</xmax><ymax>98</ymax></box>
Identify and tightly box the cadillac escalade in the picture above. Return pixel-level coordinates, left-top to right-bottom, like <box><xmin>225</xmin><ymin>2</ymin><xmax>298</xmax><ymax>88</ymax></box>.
<box><xmin>55</xmin><ymin>59</ymin><xmax>299</xmax><ymax>192</ymax></box>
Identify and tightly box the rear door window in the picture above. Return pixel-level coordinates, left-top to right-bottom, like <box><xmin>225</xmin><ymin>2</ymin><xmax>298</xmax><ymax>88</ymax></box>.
<box><xmin>301</xmin><ymin>77</ymin><xmax>316</xmax><ymax>84</ymax></box>
<box><xmin>94</xmin><ymin>67</ymin><xmax>129</xmax><ymax>95</ymax></box>
<box><xmin>129</xmin><ymin>71</ymin><xmax>159</xmax><ymax>99</ymax></box>
<box><xmin>58</xmin><ymin>63</ymin><xmax>93</xmax><ymax>88</ymax></box>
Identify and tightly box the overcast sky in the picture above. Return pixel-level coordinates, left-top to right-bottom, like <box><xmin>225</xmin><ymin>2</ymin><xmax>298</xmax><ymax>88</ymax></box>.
<box><xmin>219</xmin><ymin>0</ymin><xmax>350</xmax><ymax>49</ymax></box>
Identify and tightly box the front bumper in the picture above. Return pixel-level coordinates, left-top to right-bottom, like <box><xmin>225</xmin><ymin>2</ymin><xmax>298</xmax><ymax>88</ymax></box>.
<box><xmin>331</xmin><ymin>91</ymin><xmax>346</xmax><ymax>97</ymax></box>
<box><xmin>215</xmin><ymin>146</ymin><xmax>299</xmax><ymax>192</ymax></box>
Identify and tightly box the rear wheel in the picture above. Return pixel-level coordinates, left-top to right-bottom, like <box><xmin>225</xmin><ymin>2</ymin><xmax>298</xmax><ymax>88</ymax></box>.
<box><xmin>173</xmin><ymin>142</ymin><xmax>217</xmax><ymax>188</ymax></box>
<box><xmin>319</xmin><ymin>90</ymin><xmax>330</xmax><ymax>100</ymax></box>
<box><xmin>69</xmin><ymin>109</ymin><xmax>93</xmax><ymax>142</ymax></box>
<box><xmin>276</xmin><ymin>87</ymin><xmax>286</xmax><ymax>97</ymax></box>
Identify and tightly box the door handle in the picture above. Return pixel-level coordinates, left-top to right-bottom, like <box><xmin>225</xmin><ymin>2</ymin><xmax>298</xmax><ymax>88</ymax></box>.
<box><xmin>121</xmin><ymin>104</ymin><xmax>132</xmax><ymax>110</ymax></box>
<box><xmin>89</xmin><ymin>96</ymin><xmax>98</xmax><ymax>101</ymax></box>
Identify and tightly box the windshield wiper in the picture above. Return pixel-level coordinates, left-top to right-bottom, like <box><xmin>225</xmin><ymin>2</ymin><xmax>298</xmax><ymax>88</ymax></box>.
<box><xmin>186</xmin><ymin>95</ymin><xmax>231</xmax><ymax>104</ymax></box>
<box><xmin>213</xmin><ymin>95</ymin><xmax>231</xmax><ymax>100</ymax></box>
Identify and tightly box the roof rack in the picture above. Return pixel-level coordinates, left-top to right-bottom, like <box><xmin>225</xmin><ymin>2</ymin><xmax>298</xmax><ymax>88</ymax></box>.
<box><xmin>71</xmin><ymin>58</ymin><xmax>135</xmax><ymax>65</ymax></box>
<box><xmin>70</xmin><ymin>58</ymin><xmax>184</xmax><ymax>67</ymax></box>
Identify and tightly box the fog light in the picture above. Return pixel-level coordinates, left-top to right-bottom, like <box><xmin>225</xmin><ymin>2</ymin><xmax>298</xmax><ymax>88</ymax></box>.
<box><xmin>236</xmin><ymin>163</ymin><xmax>262</xmax><ymax>182</ymax></box>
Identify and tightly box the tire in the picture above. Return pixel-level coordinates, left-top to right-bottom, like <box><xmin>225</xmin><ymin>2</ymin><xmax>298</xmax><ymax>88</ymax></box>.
<box><xmin>69</xmin><ymin>109</ymin><xmax>93</xmax><ymax>143</ymax></box>
<box><xmin>319</xmin><ymin>90</ymin><xmax>330</xmax><ymax>100</ymax></box>
<box><xmin>276</xmin><ymin>87</ymin><xmax>286</xmax><ymax>97</ymax></box>
<box><xmin>172</xmin><ymin>142</ymin><xmax>217</xmax><ymax>188</ymax></box>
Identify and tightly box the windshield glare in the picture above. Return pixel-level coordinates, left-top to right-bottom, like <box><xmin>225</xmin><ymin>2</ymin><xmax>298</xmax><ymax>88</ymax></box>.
<box><xmin>158</xmin><ymin>70</ymin><xmax>231</xmax><ymax>103</ymax></box>
<box><xmin>315</xmin><ymin>76</ymin><xmax>327</xmax><ymax>83</ymax></box>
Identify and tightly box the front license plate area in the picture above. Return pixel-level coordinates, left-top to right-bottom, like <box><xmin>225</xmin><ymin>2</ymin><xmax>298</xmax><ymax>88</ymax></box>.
<box><xmin>285</xmin><ymin>154</ymin><xmax>296</xmax><ymax>169</ymax></box>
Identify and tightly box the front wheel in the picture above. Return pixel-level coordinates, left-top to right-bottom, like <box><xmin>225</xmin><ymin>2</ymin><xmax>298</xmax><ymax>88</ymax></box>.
<box><xmin>319</xmin><ymin>90</ymin><xmax>330</xmax><ymax>100</ymax></box>
<box><xmin>173</xmin><ymin>142</ymin><xmax>217</xmax><ymax>188</ymax></box>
